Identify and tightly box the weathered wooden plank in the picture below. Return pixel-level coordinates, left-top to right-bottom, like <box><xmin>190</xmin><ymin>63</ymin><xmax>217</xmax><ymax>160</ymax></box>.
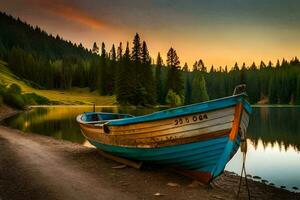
<box><xmin>96</xmin><ymin>149</ymin><xmax>143</xmax><ymax>169</ymax></box>
<box><xmin>110</xmin><ymin>106</ymin><xmax>235</xmax><ymax>134</ymax></box>
<box><xmin>84</xmin><ymin>123</ymin><xmax>232</xmax><ymax>147</ymax></box>
<box><xmin>114</xmin><ymin>115</ymin><xmax>234</xmax><ymax>139</ymax></box>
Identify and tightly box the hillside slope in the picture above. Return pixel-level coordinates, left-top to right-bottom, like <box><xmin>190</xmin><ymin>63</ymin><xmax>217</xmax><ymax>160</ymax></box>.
<box><xmin>0</xmin><ymin>61</ymin><xmax>115</xmax><ymax>105</ymax></box>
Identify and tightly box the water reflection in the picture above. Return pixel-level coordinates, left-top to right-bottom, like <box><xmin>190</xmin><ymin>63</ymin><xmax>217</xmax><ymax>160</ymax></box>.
<box><xmin>248</xmin><ymin>107</ymin><xmax>300</xmax><ymax>152</ymax></box>
<box><xmin>226</xmin><ymin>107</ymin><xmax>300</xmax><ymax>192</ymax></box>
<box><xmin>4</xmin><ymin>106</ymin><xmax>161</xmax><ymax>145</ymax></box>
<box><xmin>226</xmin><ymin>138</ymin><xmax>300</xmax><ymax>192</ymax></box>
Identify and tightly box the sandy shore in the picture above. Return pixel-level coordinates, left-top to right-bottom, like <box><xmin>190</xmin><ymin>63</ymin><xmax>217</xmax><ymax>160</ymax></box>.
<box><xmin>0</xmin><ymin>106</ymin><xmax>299</xmax><ymax>200</ymax></box>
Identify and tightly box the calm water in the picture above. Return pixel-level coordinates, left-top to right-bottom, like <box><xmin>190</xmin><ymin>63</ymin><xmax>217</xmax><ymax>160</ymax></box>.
<box><xmin>4</xmin><ymin>106</ymin><xmax>300</xmax><ymax>192</ymax></box>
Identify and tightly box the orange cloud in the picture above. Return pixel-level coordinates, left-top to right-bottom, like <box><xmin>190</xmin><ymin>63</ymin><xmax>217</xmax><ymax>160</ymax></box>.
<box><xmin>52</xmin><ymin>4</ymin><xmax>105</xmax><ymax>29</ymax></box>
<box><xmin>33</xmin><ymin>0</ymin><xmax>105</xmax><ymax>29</ymax></box>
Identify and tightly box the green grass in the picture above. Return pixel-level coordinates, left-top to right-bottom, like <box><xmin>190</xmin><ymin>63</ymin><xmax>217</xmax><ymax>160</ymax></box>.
<box><xmin>0</xmin><ymin>60</ymin><xmax>116</xmax><ymax>105</ymax></box>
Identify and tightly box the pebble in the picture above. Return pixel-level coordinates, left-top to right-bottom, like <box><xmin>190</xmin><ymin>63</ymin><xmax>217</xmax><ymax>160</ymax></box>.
<box><xmin>167</xmin><ymin>182</ymin><xmax>180</xmax><ymax>187</ymax></box>
<box><xmin>292</xmin><ymin>187</ymin><xmax>299</xmax><ymax>190</ymax></box>
<box><xmin>153</xmin><ymin>192</ymin><xmax>165</xmax><ymax>196</ymax></box>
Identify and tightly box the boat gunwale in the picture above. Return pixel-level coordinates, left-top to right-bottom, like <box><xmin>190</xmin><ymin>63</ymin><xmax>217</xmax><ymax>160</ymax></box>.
<box><xmin>109</xmin><ymin>106</ymin><xmax>235</xmax><ymax>134</ymax></box>
<box><xmin>76</xmin><ymin>93</ymin><xmax>251</xmax><ymax>126</ymax></box>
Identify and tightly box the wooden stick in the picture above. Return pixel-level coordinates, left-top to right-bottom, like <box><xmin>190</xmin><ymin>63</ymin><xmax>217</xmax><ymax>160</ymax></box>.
<box><xmin>97</xmin><ymin>149</ymin><xmax>143</xmax><ymax>169</ymax></box>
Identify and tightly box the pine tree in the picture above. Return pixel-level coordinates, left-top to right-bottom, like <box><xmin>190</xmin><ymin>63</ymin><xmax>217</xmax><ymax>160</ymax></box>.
<box><xmin>166</xmin><ymin>47</ymin><xmax>183</xmax><ymax>96</ymax></box>
<box><xmin>233</xmin><ymin>62</ymin><xmax>239</xmax><ymax>71</ymax></box>
<box><xmin>291</xmin><ymin>57</ymin><xmax>300</xmax><ymax>65</ymax></box>
<box><xmin>193</xmin><ymin>61</ymin><xmax>198</xmax><ymax>71</ymax></box>
<box><xmin>128</xmin><ymin>33</ymin><xmax>145</xmax><ymax>104</ymax></box>
<box><xmin>116</xmin><ymin>42</ymin><xmax>134</xmax><ymax>104</ymax></box>
<box><xmin>210</xmin><ymin>65</ymin><xmax>215</xmax><ymax>73</ymax></box>
<box><xmin>218</xmin><ymin>66</ymin><xmax>222</xmax><ymax>72</ymax></box>
<box><xmin>155</xmin><ymin>52</ymin><xmax>164</xmax><ymax>104</ymax></box>
<box><xmin>182</xmin><ymin>62</ymin><xmax>189</xmax><ymax>71</ymax></box>
<box><xmin>198</xmin><ymin>59</ymin><xmax>206</xmax><ymax>72</ymax></box>
<box><xmin>99</xmin><ymin>42</ymin><xmax>107</xmax><ymax>95</ymax></box>
<box><xmin>140</xmin><ymin>41</ymin><xmax>155</xmax><ymax>104</ymax></box>
<box><xmin>101</xmin><ymin>42</ymin><xmax>106</xmax><ymax>58</ymax></box>
<box><xmin>260</xmin><ymin>61</ymin><xmax>266</xmax><ymax>69</ymax></box>
<box><xmin>92</xmin><ymin>42</ymin><xmax>99</xmax><ymax>54</ymax></box>
<box><xmin>276</xmin><ymin>60</ymin><xmax>281</xmax><ymax>68</ymax></box>
<box><xmin>110</xmin><ymin>44</ymin><xmax>116</xmax><ymax>61</ymax></box>
<box><xmin>281</xmin><ymin>58</ymin><xmax>288</xmax><ymax>67</ymax></box>
<box><xmin>267</xmin><ymin>61</ymin><xmax>273</xmax><ymax>68</ymax></box>
<box><xmin>241</xmin><ymin>62</ymin><xmax>246</xmax><ymax>70</ymax></box>
<box><xmin>124</xmin><ymin>42</ymin><xmax>130</xmax><ymax>60</ymax></box>
<box><xmin>141</xmin><ymin>41</ymin><xmax>150</xmax><ymax>64</ymax></box>
<box><xmin>117</xmin><ymin>42</ymin><xmax>123</xmax><ymax>60</ymax></box>
<box><xmin>131</xmin><ymin>33</ymin><xmax>142</xmax><ymax>63</ymax></box>
<box><xmin>191</xmin><ymin>72</ymin><xmax>209</xmax><ymax>103</ymax></box>
<box><xmin>108</xmin><ymin>44</ymin><xmax>116</xmax><ymax>95</ymax></box>
<box><xmin>250</xmin><ymin>62</ymin><xmax>257</xmax><ymax>70</ymax></box>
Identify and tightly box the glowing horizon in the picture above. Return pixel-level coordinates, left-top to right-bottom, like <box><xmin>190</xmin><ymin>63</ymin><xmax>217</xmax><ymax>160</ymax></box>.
<box><xmin>1</xmin><ymin>0</ymin><xmax>300</xmax><ymax>68</ymax></box>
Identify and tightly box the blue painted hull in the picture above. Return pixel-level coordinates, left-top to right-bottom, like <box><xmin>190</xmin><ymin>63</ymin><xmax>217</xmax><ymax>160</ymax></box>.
<box><xmin>89</xmin><ymin>134</ymin><xmax>241</xmax><ymax>181</ymax></box>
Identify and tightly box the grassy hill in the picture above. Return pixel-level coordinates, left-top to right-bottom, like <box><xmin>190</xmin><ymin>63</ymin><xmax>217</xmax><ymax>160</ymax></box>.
<box><xmin>0</xmin><ymin>60</ymin><xmax>115</xmax><ymax>105</ymax></box>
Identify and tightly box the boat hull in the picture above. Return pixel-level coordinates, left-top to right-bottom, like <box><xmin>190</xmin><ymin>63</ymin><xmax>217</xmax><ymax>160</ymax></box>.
<box><xmin>77</xmin><ymin>95</ymin><xmax>251</xmax><ymax>183</ymax></box>
<box><xmin>88</xmin><ymin>134</ymin><xmax>241</xmax><ymax>183</ymax></box>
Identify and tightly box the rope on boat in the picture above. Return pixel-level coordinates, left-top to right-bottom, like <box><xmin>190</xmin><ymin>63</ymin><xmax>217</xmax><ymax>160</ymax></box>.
<box><xmin>237</xmin><ymin>129</ymin><xmax>251</xmax><ymax>200</ymax></box>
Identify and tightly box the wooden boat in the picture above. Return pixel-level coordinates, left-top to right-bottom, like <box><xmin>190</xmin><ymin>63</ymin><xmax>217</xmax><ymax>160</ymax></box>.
<box><xmin>76</xmin><ymin>85</ymin><xmax>252</xmax><ymax>183</ymax></box>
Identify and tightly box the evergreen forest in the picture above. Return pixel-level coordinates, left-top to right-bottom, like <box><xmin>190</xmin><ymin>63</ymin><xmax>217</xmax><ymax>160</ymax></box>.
<box><xmin>1</xmin><ymin>12</ymin><xmax>300</xmax><ymax>106</ymax></box>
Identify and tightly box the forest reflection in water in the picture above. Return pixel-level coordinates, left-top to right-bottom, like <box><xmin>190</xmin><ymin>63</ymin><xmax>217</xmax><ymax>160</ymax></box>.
<box><xmin>3</xmin><ymin>106</ymin><xmax>162</xmax><ymax>144</ymax></box>
<box><xmin>248</xmin><ymin>107</ymin><xmax>300</xmax><ymax>152</ymax></box>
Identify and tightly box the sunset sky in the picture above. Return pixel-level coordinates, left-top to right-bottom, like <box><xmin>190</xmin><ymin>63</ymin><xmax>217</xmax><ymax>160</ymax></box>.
<box><xmin>1</xmin><ymin>0</ymin><xmax>300</xmax><ymax>68</ymax></box>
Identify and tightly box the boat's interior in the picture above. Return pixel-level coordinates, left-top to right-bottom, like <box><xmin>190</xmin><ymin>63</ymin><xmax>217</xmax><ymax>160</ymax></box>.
<box><xmin>82</xmin><ymin>112</ymin><xmax>134</xmax><ymax>123</ymax></box>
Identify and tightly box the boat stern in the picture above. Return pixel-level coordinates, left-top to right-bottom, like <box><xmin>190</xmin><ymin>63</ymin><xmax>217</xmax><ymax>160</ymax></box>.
<box><xmin>210</xmin><ymin>101</ymin><xmax>251</xmax><ymax>181</ymax></box>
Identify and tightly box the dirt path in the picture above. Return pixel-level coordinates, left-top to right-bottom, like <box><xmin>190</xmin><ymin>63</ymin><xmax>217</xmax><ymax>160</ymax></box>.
<box><xmin>0</xmin><ymin>126</ymin><xmax>139</xmax><ymax>200</ymax></box>
<box><xmin>0</xmin><ymin>107</ymin><xmax>299</xmax><ymax>200</ymax></box>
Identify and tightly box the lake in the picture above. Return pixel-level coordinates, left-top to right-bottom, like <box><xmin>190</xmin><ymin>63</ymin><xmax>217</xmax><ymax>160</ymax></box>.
<box><xmin>3</xmin><ymin>106</ymin><xmax>300</xmax><ymax>192</ymax></box>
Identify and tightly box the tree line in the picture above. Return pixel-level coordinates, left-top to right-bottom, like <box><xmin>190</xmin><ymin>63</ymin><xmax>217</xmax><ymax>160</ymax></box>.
<box><xmin>1</xmin><ymin>12</ymin><xmax>300</xmax><ymax>105</ymax></box>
